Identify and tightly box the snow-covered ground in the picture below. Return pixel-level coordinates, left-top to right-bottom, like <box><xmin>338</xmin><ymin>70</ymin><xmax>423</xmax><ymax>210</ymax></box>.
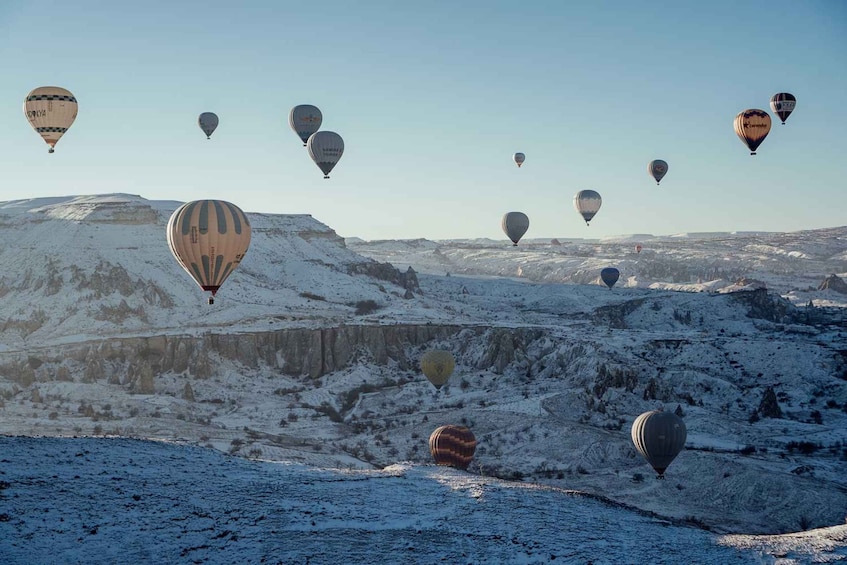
<box><xmin>1</xmin><ymin>437</ymin><xmax>845</xmax><ymax>564</ymax></box>
<box><xmin>0</xmin><ymin>195</ymin><xmax>846</xmax><ymax>560</ymax></box>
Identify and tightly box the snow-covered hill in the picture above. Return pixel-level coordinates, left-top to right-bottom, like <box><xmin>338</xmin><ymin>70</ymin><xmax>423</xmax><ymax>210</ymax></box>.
<box><xmin>0</xmin><ymin>195</ymin><xmax>846</xmax><ymax>557</ymax></box>
<box><xmin>347</xmin><ymin>227</ymin><xmax>847</xmax><ymax>308</ymax></box>
<box><xmin>1</xmin><ymin>437</ymin><xmax>845</xmax><ymax>565</ymax></box>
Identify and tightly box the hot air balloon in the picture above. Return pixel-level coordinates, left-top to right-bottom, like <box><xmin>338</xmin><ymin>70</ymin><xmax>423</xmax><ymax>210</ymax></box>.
<box><xmin>429</xmin><ymin>425</ymin><xmax>476</xmax><ymax>470</ymax></box>
<box><xmin>23</xmin><ymin>87</ymin><xmax>78</xmax><ymax>153</ymax></box>
<box><xmin>513</xmin><ymin>152</ymin><xmax>525</xmax><ymax>168</ymax></box>
<box><xmin>770</xmin><ymin>93</ymin><xmax>796</xmax><ymax>125</ymax></box>
<box><xmin>307</xmin><ymin>131</ymin><xmax>344</xmax><ymax>178</ymax></box>
<box><xmin>648</xmin><ymin>160</ymin><xmax>668</xmax><ymax>184</ymax></box>
<box><xmin>289</xmin><ymin>104</ymin><xmax>322</xmax><ymax>146</ymax></box>
<box><xmin>574</xmin><ymin>190</ymin><xmax>602</xmax><ymax>226</ymax></box>
<box><xmin>198</xmin><ymin>112</ymin><xmax>219</xmax><ymax>139</ymax></box>
<box><xmin>734</xmin><ymin>109</ymin><xmax>772</xmax><ymax>155</ymax></box>
<box><xmin>420</xmin><ymin>350</ymin><xmax>455</xmax><ymax>390</ymax></box>
<box><xmin>631</xmin><ymin>410</ymin><xmax>687</xmax><ymax>478</ymax></box>
<box><xmin>635</xmin><ymin>244</ymin><xmax>642</xmax><ymax>254</ymax></box>
<box><xmin>166</xmin><ymin>200</ymin><xmax>252</xmax><ymax>305</ymax></box>
<box><xmin>600</xmin><ymin>267</ymin><xmax>620</xmax><ymax>289</ymax></box>
<box><xmin>501</xmin><ymin>212</ymin><xmax>529</xmax><ymax>246</ymax></box>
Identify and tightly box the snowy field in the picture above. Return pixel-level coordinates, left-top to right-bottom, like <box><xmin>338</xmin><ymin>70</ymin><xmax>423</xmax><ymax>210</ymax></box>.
<box><xmin>1</xmin><ymin>437</ymin><xmax>846</xmax><ymax>565</ymax></box>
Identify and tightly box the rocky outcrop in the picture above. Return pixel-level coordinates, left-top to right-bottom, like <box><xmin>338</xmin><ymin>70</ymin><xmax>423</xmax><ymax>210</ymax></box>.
<box><xmin>818</xmin><ymin>274</ymin><xmax>847</xmax><ymax>294</ymax></box>
<box><xmin>730</xmin><ymin>288</ymin><xmax>792</xmax><ymax>323</ymax></box>
<box><xmin>347</xmin><ymin>263</ymin><xmax>421</xmax><ymax>294</ymax></box>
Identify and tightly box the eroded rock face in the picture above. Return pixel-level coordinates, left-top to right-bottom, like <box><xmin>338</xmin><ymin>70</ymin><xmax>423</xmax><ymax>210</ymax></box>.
<box><xmin>818</xmin><ymin>274</ymin><xmax>847</xmax><ymax>294</ymax></box>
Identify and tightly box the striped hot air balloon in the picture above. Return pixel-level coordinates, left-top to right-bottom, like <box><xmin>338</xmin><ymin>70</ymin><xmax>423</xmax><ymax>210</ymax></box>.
<box><xmin>166</xmin><ymin>200</ymin><xmax>252</xmax><ymax>304</ymax></box>
<box><xmin>631</xmin><ymin>410</ymin><xmax>687</xmax><ymax>478</ymax></box>
<box><xmin>307</xmin><ymin>131</ymin><xmax>344</xmax><ymax>178</ymax></box>
<box><xmin>23</xmin><ymin>87</ymin><xmax>78</xmax><ymax>153</ymax></box>
<box><xmin>289</xmin><ymin>104</ymin><xmax>322</xmax><ymax>146</ymax></box>
<box><xmin>573</xmin><ymin>190</ymin><xmax>602</xmax><ymax>226</ymax></box>
<box><xmin>770</xmin><ymin>93</ymin><xmax>796</xmax><ymax>125</ymax></box>
<box><xmin>429</xmin><ymin>425</ymin><xmax>476</xmax><ymax>470</ymax></box>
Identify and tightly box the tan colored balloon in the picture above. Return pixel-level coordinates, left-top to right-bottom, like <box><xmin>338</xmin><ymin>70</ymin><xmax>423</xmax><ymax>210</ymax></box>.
<box><xmin>420</xmin><ymin>350</ymin><xmax>455</xmax><ymax>389</ymax></box>
<box><xmin>166</xmin><ymin>200</ymin><xmax>252</xmax><ymax>304</ymax></box>
<box><xmin>733</xmin><ymin>109</ymin><xmax>772</xmax><ymax>155</ymax></box>
<box><xmin>24</xmin><ymin>86</ymin><xmax>78</xmax><ymax>153</ymax></box>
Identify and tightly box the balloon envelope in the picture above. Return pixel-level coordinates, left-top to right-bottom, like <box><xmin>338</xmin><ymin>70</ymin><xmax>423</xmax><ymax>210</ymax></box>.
<box><xmin>198</xmin><ymin>112</ymin><xmax>219</xmax><ymax>139</ymax></box>
<box><xmin>600</xmin><ymin>267</ymin><xmax>620</xmax><ymax>289</ymax></box>
<box><xmin>770</xmin><ymin>93</ymin><xmax>796</xmax><ymax>124</ymax></box>
<box><xmin>574</xmin><ymin>190</ymin><xmax>602</xmax><ymax>225</ymax></box>
<box><xmin>429</xmin><ymin>425</ymin><xmax>476</xmax><ymax>470</ymax></box>
<box><xmin>307</xmin><ymin>131</ymin><xmax>344</xmax><ymax>178</ymax></box>
<box><xmin>648</xmin><ymin>160</ymin><xmax>668</xmax><ymax>184</ymax></box>
<box><xmin>501</xmin><ymin>211</ymin><xmax>530</xmax><ymax>245</ymax></box>
<box><xmin>513</xmin><ymin>152</ymin><xmax>525</xmax><ymax>167</ymax></box>
<box><xmin>631</xmin><ymin>410</ymin><xmax>687</xmax><ymax>476</ymax></box>
<box><xmin>635</xmin><ymin>244</ymin><xmax>642</xmax><ymax>254</ymax></box>
<box><xmin>734</xmin><ymin>109</ymin><xmax>772</xmax><ymax>155</ymax></box>
<box><xmin>420</xmin><ymin>350</ymin><xmax>455</xmax><ymax>389</ymax></box>
<box><xmin>166</xmin><ymin>200</ymin><xmax>252</xmax><ymax>303</ymax></box>
<box><xmin>289</xmin><ymin>104</ymin><xmax>322</xmax><ymax>145</ymax></box>
<box><xmin>24</xmin><ymin>86</ymin><xmax>78</xmax><ymax>153</ymax></box>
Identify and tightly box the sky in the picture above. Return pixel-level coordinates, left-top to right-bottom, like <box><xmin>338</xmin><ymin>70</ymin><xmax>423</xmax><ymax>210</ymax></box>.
<box><xmin>0</xmin><ymin>0</ymin><xmax>845</xmax><ymax>241</ymax></box>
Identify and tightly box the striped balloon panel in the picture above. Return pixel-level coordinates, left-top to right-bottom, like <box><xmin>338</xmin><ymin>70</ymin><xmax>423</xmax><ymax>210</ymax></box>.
<box><xmin>289</xmin><ymin>105</ymin><xmax>323</xmax><ymax>144</ymax></box>
<box><xmin>573</xmin><ymin>190</ymin><xmax>602</xmax><ymax>223</ymax></box>
<box><xmin>307</xmin><ymin>131</ymin><xmax>344</xmax><ymax>177</ymax></box>
<box><xmin>420</xmin><ymin>350</ymin><xmax>455</xmax><ymax>389</ymax></box>
<box><xmin>23</xmin><ymin>86</ymin><xmax>78</xmax><ymax>149</ymax></box>
<box><xmin>734</xmin><ymin>109</ymin><xmax>772</xmax><ymax>153</ymax></box>
<box><xmin>630</xmin><ymin>410</ymin><xmax>687</xmax><ymax>476</ymax></box>
<box><xmin>501</xmin><ymin>211</ymin><xmax>530</xmax><ymax>245</ymax></box>
<box><xmin>429</xmin><ymin>425</ymin><xmax>477</xmax><ymax>470</ymax></box>
<box><xmin>166</xmin><ymin>200</ymin><xmax>251</xmax><ymax>295</ymax></box>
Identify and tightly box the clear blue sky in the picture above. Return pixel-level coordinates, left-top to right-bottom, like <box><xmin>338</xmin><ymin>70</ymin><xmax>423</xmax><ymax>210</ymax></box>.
<box><xmin>1</xmin><ymin>1</ymin><xmax>845</xmax><ymax>240</ymax></box>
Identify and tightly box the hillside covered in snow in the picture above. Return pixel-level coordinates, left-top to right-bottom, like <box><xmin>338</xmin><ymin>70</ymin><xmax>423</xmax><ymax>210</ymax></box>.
<box><xmin>0</xmin><ymin>194</ymin><xmax>846</xmax><ymax>561</ymax></box>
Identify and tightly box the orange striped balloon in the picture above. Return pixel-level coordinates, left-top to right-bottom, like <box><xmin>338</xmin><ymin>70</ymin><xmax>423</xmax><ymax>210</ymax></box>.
<box><xmin>429</xmin><ymin>425</ymin><xmax>476</xmax><ymax>470</ymax></box>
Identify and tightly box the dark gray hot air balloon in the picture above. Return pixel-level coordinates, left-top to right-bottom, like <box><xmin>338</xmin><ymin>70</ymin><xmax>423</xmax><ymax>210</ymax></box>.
<box><xmin>501</xmin><ymin>211</ymin><xmax>530</xmax><ymax>246</ymax></box>
<box><xmin>429</xmin><ymin>425</ymin><xmax>476</xmax><ymax>470</ymax></box>
<box><xmin>513</xmin><ymin>152</ymin><xmax>525</xmax><ymax>167</ymax></box>
<box><xmin>648</xmin><ymin>159</ymin><xmax>668</xmax><ymax>184</ymax></box>
<box><xmin>600</xmin><ymin>267</ymin><xmax>620</xmax><ymax>289</ymax></box>
<box><xmin>198</xmin><ymin>112</ymin><xmax>219</xmax><ymax>139</ymax></box>
<box><xmin>770</xmin><ymin>93</ymin><xmax>796</xmax><ymax>125</ymax></box>
<box><xmin>307</xmin><ymin>131</ymin><xmax>344</xmax><ymax>178</ymax></box>
<box><xmin>631</xmin><ymin>410</ymin><xmax>687</xmax><ymax>477</ymax></box>
<box><xmin>734</xmin><ymin>109</ymin><xmax>772</xmax><ymax>155</ymax></box>
<box><xmin>573</xmin><ymin>190</ymin><xmax>602</xmax><ymax>226</ymax></box>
